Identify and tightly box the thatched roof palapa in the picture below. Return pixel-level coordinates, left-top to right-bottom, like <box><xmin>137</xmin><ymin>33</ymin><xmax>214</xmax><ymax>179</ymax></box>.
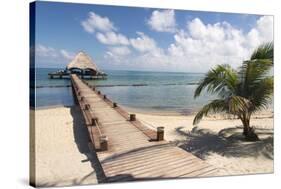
<box><xmin>48</xmin><ymin>51</ymin><xmax>106</xmax><ymax>79</ymax></box>
<box><xmin>67</xmin><ymin>51</ymin><xmax>99</xmax><ymax>73</ymax></box>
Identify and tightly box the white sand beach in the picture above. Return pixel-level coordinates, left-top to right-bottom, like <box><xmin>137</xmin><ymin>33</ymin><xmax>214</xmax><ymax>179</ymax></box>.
<box><xmin>34</xmin><ymin>106</ymin><xmax>100</xmax><ymax>187</ymax></box>
<box><xmin>134</xmin><ymin>109</ymin><xmax>274</xmax><ymax>176</ymax></box>
<box><xmin>34</xmin><ymin>106</ymin><xmax>273</xmax><ymax>186</ymax></box>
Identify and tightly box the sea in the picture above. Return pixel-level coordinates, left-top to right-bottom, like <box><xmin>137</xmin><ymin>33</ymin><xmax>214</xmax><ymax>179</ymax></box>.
<box><xmin>35</xmin><ymin>68</ymin><xmax>216</xmax><ymax>114</ymax></box>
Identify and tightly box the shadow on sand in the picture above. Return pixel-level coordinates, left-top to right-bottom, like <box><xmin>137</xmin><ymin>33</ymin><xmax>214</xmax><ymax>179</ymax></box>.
<box><xmin>38</xmin><ymin>105</ymin><xmax>106</xmax><ymax>187</ymax></box>
<box><xmin>70</xmin><ymin>105</ymin><xmax>107</xmax><ymax>184</ymax></box>
<box><xmin>174</xmin><ymin>126</ymin><xmax>273</xmax><ymax>160</ymax></box>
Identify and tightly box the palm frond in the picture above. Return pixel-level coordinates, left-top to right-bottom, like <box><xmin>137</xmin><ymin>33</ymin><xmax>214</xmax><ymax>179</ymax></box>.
<box><xmin>194</xmin><ymin>64</ymin><xmax>238</xmax><ymax>98</ymax></box>
<box><xmin>193</xmin><ymin>99</ymin><xmax>228</xmax><ymax>125</ymax></box>
<box><xmin>238</xmin><ymin>58</ymin><xmax>273</xmax><ymax>97</ymax></box>
<box><xmin>227</xmin><ymin>95</ymin><xmax>252</xmax><ymax>115</ymax></box>
<box><xmin>250</xmin><ymin>76</ymin><xmax>273</xmax><ymax>112</ymax></box>
<box><xmin>250</xmin><ymin>42</ymin><xmax>273</xmax><ymax>61</ymax></box>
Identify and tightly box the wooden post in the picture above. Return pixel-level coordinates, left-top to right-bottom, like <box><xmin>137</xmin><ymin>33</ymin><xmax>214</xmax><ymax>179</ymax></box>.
<box><xmin>130</xmin><ymin>114</ymin><xmax>136</xmax><ymax>121</ymax></box>
<box><xmin>99</xmin><ymin>135</ymin><xmax>108</xmax><ymax>151</ymax></box>
<box><xmin>103</xmin><ymin>95</ymin><xmax>107</xmax><ymax>99</ymax></box>
<box><xmin>77</xmin><ymin>91</ymin><xmax>81</xmax><ymax>96</ymax></box>
<box><xmin>91</xmin><ymin>117</ymin><xmax>98</xmax><ymax>126</ymax></box>
<box><xmin>84</xmin><ymin>104</ymin><xmax>90</xmax><ymax>110</ymax></box>
<box><xmin>98</xmin><ymin>91</ymin><xmax>101</xmax><ymax>95</ymax></box>
<box><xmin>92</xmin><ymin>86</ymin><xmax>95</xmax><ymax>91</ymax></box>
<box><xmin>113</xmin><ymin>102</ymin><xmax>117</xmax><ymax>108</ymax></box>
<box><xmin>81</xmin><ymin>96</ymin><xmax>84</xmax><ymax>102</ymax></box>
<box><xmin>157</xmin><ymin>127</ymin><xmax>164</xmax><ymax>141</ymax></box>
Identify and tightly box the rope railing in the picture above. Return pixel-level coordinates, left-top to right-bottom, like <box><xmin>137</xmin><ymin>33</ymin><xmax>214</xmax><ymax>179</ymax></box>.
<box><xmin>71</xmin><ymin>74</ymin><xmax>109</xmax><ymax>151</ymax></box>
<box><xmin>73</xmin><ymin>74</ymin><xmax>164</xmax><ymax>141</ymax></box>
<box><xmin>138</xmin><ymin>119</ymin><xmax>157</xmax><ymax>130</ymax></box>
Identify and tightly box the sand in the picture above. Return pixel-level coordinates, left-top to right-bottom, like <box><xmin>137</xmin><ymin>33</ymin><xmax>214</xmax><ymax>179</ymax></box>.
<box><xmin>34</xmin><ymin>106</ymin><xmax>100</xmax><ymax>187</ymax></box>
<box><xmin>34</xmin><ymin>106</ymin><xmax>273</xmax><ymax>186</ymax></box>
<box><xmin>134</xmin><ymin>109</ymin><xmax>274</xmax><ymax>176</ymax></box>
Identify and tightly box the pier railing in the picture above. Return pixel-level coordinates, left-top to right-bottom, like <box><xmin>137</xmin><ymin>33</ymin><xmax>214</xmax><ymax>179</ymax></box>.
<box><xmin>69</xmin><ymin>74</ymin><xmax>218</xmax><ymax>180</ymax></box>
<box><xmin>71</xmin><ymin>75</ymin><xmax>108</xmax><ymax>151</ymax></box>
<box><xmin>81</xmin><ymin>79</ymin><xmax>164</xmax><ymax>141</ymax></box>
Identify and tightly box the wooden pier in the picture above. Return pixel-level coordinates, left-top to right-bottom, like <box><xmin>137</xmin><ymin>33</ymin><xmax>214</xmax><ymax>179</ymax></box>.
<box><xmin>70</xmin><ymin>74</ymin><xmax>217</xmax><ymax>182</ymax></box>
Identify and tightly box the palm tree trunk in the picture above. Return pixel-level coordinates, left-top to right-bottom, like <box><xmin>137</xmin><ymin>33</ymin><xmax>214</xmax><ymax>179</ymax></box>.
<box><xmin>241</xmin><ymin>116</ymin><xmax>250</xmax><ymax>136</ymax></box>
<box><xmin>240</xmin><ymin>114</ymin><xmax>259</xmax><ymax>141</ymax></box>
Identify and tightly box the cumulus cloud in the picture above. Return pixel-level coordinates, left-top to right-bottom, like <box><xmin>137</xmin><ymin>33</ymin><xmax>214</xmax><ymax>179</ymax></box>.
<box><xmin>96</xmin><ymin>32</ymin><xmax>129</xmax><ymax>45</ymax></box>
<box><xmin>246</xmin><ymin>16</ymin><xmax>273</xmax><ymax>48</ymax></box>
<box><xmin>117</xmin><ymin>16</ymin><xmax>271</xmax><ymax>72</ymax></box>
<box><xmin>36</xmin><ymin>44</ymin><xmax>57</xmax><ymax>58</ymax></box>
<box><xmin>36</xmin><ymin>44</ymin><xmax>75</xmax><ymax>63</ymax></box>
<box><xmin>89</xmin><ymin>13</ymin><xmax>273</xmax><ymax>72</ymax></box>
<box><xmin>164</xmin><ymin>16</ymin><xmax>273</xmax><ymax>72</ymax></box>
<box><xmin>81</xmin><ymin>11</ymin><xmax>116</xmax><ymax>33</ymax></box>
<box><xmin>130</xmin><ymin>32</ymin><xmax>159</xmax><ymax>52</ymax></box>
<box><xmin>60</xmin><ymin>49</ymin><xmax>75</xmax><ymax>60</ymax></box>
<box><xmin>187</xmin><ymin>18</ymin><xmax>226</xmax><ymax>42</ymax></box>
<box><xmin>108</xmin><ymin>46</ymin><xmax>131</xmax><ymax>56</ymax></box>
<box><xmin>104</xmin><ymin>46</ymin><xmax>131</xmax><ymax>63</ymax></box>
<box><xmin>147</xmin><ymin>10</ymin><xmax>176</xmax><ymax>32</ymax></box>
<box><xmin>81</xmin><ymin>11</ymin><xmax>133</xmax><ymax>46</ymax></box>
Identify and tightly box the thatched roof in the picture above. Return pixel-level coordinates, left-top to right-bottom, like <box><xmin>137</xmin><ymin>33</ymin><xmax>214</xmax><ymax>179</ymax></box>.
<box><xmin>67</xmin><ymin>52</ymin><xmax>99</xmax><ymax>72</ymax></box>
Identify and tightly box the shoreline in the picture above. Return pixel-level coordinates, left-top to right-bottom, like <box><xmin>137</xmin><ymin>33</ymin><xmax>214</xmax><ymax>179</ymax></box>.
<box><xmin>35</xmin><ymin>103</ymin><xmax>274</xmax><ymax>118</ymax></box>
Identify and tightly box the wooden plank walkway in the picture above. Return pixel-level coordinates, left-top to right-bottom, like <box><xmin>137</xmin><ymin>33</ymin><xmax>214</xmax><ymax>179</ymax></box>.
<box><xmin>70</xmin><ymin>74</ymin><xmax>217</xmax><ymax>182</ymax></box>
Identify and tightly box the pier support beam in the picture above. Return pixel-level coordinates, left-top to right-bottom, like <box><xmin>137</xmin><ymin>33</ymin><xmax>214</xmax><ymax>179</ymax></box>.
<box><xmin>157</xmin><ymin>127</ymin><xmax>164</xmax><ymax>141</ymax></box>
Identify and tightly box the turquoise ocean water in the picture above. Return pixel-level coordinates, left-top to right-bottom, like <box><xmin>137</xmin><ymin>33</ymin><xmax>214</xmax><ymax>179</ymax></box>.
<box><xmin>35</xmin><ymin>68</ymin><xmax>215</xmax><ymax>114</ymax></box>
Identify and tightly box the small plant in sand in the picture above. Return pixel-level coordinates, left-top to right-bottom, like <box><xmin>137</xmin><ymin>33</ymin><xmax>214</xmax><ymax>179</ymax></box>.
<box><xmin>193</xmin><ymin>42</ymin><xmax>273</xmax><ymax>141</ymax></box>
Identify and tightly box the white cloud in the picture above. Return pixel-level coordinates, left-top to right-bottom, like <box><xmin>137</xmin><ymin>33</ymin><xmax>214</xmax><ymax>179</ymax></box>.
<box><xmin>81</xmin><ymin>11</ymin><xmax>116</xmax><ymax>33</ymax></box>
<box><xmin>100</xmin><ymin>16</ymin><xmax>273</xmax><ymax>72</ymax></box>
<box><xmin>36</xmin><ymin>44</ymin><xmax>75</xmax><ymax>63</ymax></box>
<box><xmin>247</xmin><ymin>16</ymin><xmax>273</xmax><ymax>48</ymax></box>
<box><xmin>147</xmin><ymin>10</ymin><xmax>176</xmax><ymax>32</ymax></box>
<box><xmin>187</xmin><ymin>18</ymin><xmax>226</xmax><ymax>42</ymax></box>
<box><xmin>108</xmin><ymin>46</ymin><xmax>131</xmax><ymax>56</ymax></box>
<box><xmin>60</xmin><ymin>49</ymin><xmax>75</xmax><ymax>60</ymax></box>
<box><xmin>163</xmin><ymin>16</ymin><xmax>273</xmax><ymax>72</ymax></box>
<box><xmin>36</xmin><ymin>44</ymin><xmax>57</xmax><ymax>58</ymax></box>
<box><xmin>82</xmin><ymin>11</ymin><xmax>131</xmax><ymax>46</ymax></box>
<box><xmin>130</xmin><ymin>32</ymin><xmax>158</xmax><ymax>52</ymax></box>
<box><xmin>96</xmin><ymin>32</ymin><xmax>129</xmax><ymax>45</ymax></box>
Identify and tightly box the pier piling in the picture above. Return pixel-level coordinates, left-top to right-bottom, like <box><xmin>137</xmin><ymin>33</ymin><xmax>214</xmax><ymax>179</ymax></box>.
<box><xmin>129</xmin><ymin>114</ymin><xmax>136</xmax><ymax>121</ymax></box>
<box><xmin>157</xmin><ymin>127</ymin><xmax>165</xmax><ymax>141</ymax></box>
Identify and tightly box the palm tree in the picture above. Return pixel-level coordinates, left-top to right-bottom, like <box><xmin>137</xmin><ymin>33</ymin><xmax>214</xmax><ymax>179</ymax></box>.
<box><xmin>193</xmin><ymin>42</ymin><xmax>273</xmax><ymax>141</ymax></box>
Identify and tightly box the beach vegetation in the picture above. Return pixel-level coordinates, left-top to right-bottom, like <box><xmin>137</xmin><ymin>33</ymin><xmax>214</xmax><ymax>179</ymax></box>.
<box><xmin>193</xmin><ymin>42</ymin><xmax>273</xmax><ymax>141</ymax></box>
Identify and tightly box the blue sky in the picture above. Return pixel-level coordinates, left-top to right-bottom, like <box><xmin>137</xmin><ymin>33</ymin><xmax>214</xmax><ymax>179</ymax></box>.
<box><xmin>34</xmin><ymin>1</ymin><xmax>273</xmax><ymax>72</ymax></box>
